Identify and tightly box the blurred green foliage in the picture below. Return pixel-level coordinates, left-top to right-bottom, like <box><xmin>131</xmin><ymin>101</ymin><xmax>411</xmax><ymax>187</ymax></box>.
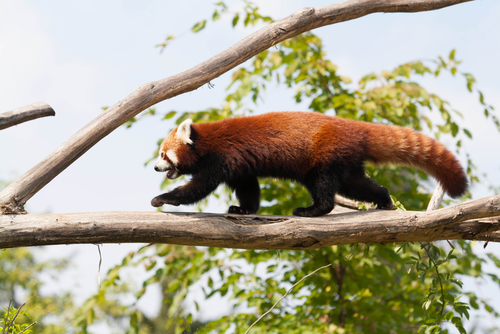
<box><xmin>0</xmin><ymin>247</ymin><xmax>73</xmax><ymax>334</ymax></box>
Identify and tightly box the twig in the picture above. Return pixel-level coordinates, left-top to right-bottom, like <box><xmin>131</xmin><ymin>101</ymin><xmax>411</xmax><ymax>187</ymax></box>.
<box><xmin>18</xmin><ymin>321</ymin><xmax>37</xmax><ymax>334</ymax></box>
<box><xmin>306</xmin><ymin>250</ymin><xmax>316</xmax><ymax>258</ymax></box>
<box><xmin>5</xmin><ymin>302</ymin><xmax>26</xmax><ymax>334</ymax></box>
<box><xmin>346</xmin><ymin>243</ymin><xmax>361</xmax><ymax>260</ymax></box>
<box><xmin>97</xmin><ymin>244</ymin><xmax>102</xmax><ymax>288</ymax></box>
<box><xmin>1</xmin><ymin>299</ymin><xmax>12</xmax><ymax>334</ymax></box>
<box><xmin>334</xmin><ymin>195</ymin><xmax>375</xmax><ymax>210</ymax></box>
<box><xmin>422</xmin><ymin>243</ymin><xmax>447</xmax><ymax>315</ymax></box>
<box><xmin>244</xmin><ymin>263</ymin><xmax>332</xmax><ymax>334</ymax></box>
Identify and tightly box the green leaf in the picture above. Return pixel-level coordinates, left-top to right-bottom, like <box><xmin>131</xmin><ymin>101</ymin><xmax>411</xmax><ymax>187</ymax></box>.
<box><xmin>479</xmin><ymin>91</ymin><xmax>485</xmax><ymax>105</ymax></box>
<box><xmin>449</xmin><ymin>49</ymin><xmax>456</xmax><ymax>61</ymax></box>
<box><xmin>163</xmin><ymin>111</ymin><xmax>176</xmax><ymax>120</ymax></box>
<box><xmin>463</xmin><ymin>73</ymin><xmax>476</xmax><ymax>92</ymax></box>
<box><xmin>213</xmin><ymin>10</ymin><xmax>221</xmax><ymax>21</ymax></box>
<box><xmin>191</xmin><ymin>20</ymin><xmax>207</xmax><ymax>33</ymax></box>
<box><xmin>451</xmin><ymin>122</ymin><xmax>459</xmax><ymax>137</ymax></box>
<box><xmin>232</xmin><ymin>13</ymin><xmax>239</xmax><ymax>27</ymax></box>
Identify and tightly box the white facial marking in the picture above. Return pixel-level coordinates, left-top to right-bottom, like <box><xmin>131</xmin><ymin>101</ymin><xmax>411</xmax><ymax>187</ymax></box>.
<box><xmin>154</xmin><ymin>154</ymin><xmax>173</xmax><ymax>172</ymax></box>
<box><xmin>176</xmin><ymin>119</ymin><xmax>193</xmax><ymax>145</ymax></box>
<box><xmin>166</xmin><ymin>149</ymin><xmax>178</xmax><ymax>165</ymax></box>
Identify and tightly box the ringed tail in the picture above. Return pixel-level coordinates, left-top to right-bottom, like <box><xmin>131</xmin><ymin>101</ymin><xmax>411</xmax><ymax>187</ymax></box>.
<box><xmin>363</xmin><ymin>123</ymin><xmax>468</xmax><ymax>198</ymax></box>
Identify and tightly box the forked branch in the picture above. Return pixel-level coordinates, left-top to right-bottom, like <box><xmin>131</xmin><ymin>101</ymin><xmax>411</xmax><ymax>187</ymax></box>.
<box><xmin>0</xmin><ymin>0</ymin><xmax>472</xmax><ymax>214</ymax></box>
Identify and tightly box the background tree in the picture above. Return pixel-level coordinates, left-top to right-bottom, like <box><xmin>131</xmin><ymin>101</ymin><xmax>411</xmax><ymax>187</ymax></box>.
<box><xmin>1</xmin><ymin>182</ymin><xmax>74</xmax><ymax>334</ymax></box>
<box><xmin>71</xmin><ymin>2</ymin><xmax>500</xmax><ymax>334</ymax></box>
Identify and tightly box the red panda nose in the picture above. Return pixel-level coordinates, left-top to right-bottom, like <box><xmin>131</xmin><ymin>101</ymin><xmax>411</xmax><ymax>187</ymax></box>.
<box><xmin>154</xmin><ymin>166</ymin><xmax>160</xmax><ymax>172</ymax></box>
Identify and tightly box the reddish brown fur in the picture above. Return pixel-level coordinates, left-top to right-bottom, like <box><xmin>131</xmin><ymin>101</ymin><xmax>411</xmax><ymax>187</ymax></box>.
<box><xmin>154</xmin><ymin>112</ymin><xmax>467</xmax><ymax>216</ymax></box>
<box><xmin>170</xmin><ymin>112</ymin><xmax>465</xmax><ymax>196</ymax></box>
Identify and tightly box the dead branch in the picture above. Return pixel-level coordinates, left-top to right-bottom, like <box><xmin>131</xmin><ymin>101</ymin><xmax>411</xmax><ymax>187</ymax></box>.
<box><xmin>1</xmin><ymin>194</ymin><xmax>498</xmax><ymax>250</ymax></box>
<box><xmin>0</xmin><ymin>0</ymin><xmax>471</xmax><ymax>214</ymax></box>
<box><xmin>0</xmin><ymin>102</ymin><xmax>55</xmax><ymax>131</ymax></box>
<box><xmin>427</xmin><ymin>183</ymin><xmax>446</xmax><ymax>211</ymax></box>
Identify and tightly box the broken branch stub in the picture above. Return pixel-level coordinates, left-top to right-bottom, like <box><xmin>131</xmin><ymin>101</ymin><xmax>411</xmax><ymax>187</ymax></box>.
<box><xmin>0</xmin><ymin>102</ymin><xmax>55</xmax><ymax>131</ymax></box>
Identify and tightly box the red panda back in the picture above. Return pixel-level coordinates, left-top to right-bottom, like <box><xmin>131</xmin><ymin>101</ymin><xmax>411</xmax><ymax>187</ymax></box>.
<box><xmin>193</xmin><ymin>112</ymin><xmax>334</xmax><ymax>177</ymax></box>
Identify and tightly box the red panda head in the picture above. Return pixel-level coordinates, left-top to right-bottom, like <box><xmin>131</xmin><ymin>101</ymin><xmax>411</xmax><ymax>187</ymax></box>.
<box><xmin>154</xmin><ymin>119</ymin><xmax>194</xmax><ymax>179</ymax></box>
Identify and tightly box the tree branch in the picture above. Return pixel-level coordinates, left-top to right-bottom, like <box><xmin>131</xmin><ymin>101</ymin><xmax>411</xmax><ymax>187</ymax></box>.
<box><xmin>0</xmin><ymin>0</ymin><xmax>472</xmax><ymax>214</ymax></box>
<box><xmin>1</xmin><ymin>194</ymin><xmax>498</xmax><ymax>250</ymax></box>
<box><xmin>427</xmin><ymin>183</ymin><xmax>445</xmax><ymax>211</ymax></box>
<box><xmin>0</xmin><ymin>102</ymin><xmax>55</xmax><ymax>131</ymax></box>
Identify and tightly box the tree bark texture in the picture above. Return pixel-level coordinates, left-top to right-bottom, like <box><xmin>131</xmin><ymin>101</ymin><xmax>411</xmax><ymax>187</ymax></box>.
<box><xmin>0</xmin><ymin>0</ymin><xmax>472</xmax><ymax>214</ymax></box>
<box><xmin>1</xmin><ymin>194</ymin><xmax>498</xmax><ymax>250</ymax></box>
<box><xmin>0</xmin><ymin>102</ymin><xmax>55</xmax><ymax>131</ymax></box>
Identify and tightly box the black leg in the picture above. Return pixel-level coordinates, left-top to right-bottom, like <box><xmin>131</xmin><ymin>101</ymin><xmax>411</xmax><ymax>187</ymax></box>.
<box><xmin>151</xmin><ymin>174</ymin><xmax>221</xmax><ymax>207</ymax></box>
<box><xmin>338</xmin><ymin>166</ymin><xmax>393</xmax><ymax>210</ymax></box>
<box><xmin>293</xmin><ymin>170</ymin><xmax>338</xmax><ymax>217</ymax></box>
<box><xmin>226</xmin><ymin>176</ymin><xmax>261</xmax><ymax>214</ymax></box>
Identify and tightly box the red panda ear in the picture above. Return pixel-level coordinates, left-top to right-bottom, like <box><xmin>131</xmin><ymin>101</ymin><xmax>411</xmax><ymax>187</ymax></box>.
<box><xmin>176</xmin><ymin>119</ymin><xmax>193</xmax><ymax>145</ymax></box>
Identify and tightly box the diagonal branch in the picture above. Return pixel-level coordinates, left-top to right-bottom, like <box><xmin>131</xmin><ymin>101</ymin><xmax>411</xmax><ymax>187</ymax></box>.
<box><xmin>1</xmin><ymin>194</ymin><xmax>498</xmax><ymax>250</ymax></box>
<box><xmin>0</xmin><ymin>102</ymin><xmax>55</xmax><ymax>131</ymax></box>
<box><xmin>0</xmin><ymin>0</ymin><xmax>472</xmax><ymax>214</ymax></box>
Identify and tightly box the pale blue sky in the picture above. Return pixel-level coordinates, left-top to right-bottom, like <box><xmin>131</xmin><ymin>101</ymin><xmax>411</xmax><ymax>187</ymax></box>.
<box><xmin>1</xmin><ymin>0</ymin><xmax>499</xmax><ymax>330</ymax></box>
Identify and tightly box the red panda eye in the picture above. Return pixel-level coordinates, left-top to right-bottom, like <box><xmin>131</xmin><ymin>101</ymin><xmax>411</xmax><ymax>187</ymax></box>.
<box><xmin>160</xmin><ymin>152</ymin><xmax>164</xmax><ymax>158</ymax></box>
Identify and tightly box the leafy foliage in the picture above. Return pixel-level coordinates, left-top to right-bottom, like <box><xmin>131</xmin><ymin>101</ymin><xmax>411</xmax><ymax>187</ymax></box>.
<box><xmin>1</xmin><ymin>304</ymin><xmax>35</xmax><ymax>334</ymax></box>
<box><xmin>0</xmin><ymin>248</ymin><xmax>74</xmax><ymax>334</ymax></box>
<box><xmin>80</xmin><ymin>2</ymin><xmax>500</xmax><ymax>334</ymax></box>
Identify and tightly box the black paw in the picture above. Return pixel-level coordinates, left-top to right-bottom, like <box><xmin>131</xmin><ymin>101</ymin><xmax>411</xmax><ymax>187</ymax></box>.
<box><xmin>293</xmin><ymin>206</ymin><xmax>331</xmax><ymax>217</ymax></box>
<box><xmin>228</xmin><ymin>206</ymin><xmax>256</xmax><ymax>215</ymax></box>
<box><xmin>293</xmin><ymin>207</ymin><xmax>314</xmax><ymax>217</ymax></box>
<box><xmin>151</xmin><ymin>195</ymin><xmax>180</xmax><ymax>207</ymax></box>
<box><xmin>378</xmin><ymin>202</ymin><xmax>394</xmax><ymax>210</ymax></box>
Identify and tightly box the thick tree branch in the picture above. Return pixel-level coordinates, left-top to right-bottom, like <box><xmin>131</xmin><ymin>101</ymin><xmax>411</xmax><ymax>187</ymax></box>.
<box><xmin>1</xmin><ymin>194</ymin><xmax>498</xmax><ymax>250</ymax></box>
<box><xmin>0</xmin><ymin>102</ymin><xmax>55</xmax><ymax>131</ymax></box>
<box><xmin>0</xmin><ymin>0</ymin><xmax>471</xmax><ymax>214</ymax></box>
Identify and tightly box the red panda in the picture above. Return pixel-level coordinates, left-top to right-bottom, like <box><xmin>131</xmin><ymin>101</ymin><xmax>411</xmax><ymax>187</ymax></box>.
<box><xmin>151</xmin><ymin>111</ymin><xmax>467</xmax><ymax>217</ymax></box>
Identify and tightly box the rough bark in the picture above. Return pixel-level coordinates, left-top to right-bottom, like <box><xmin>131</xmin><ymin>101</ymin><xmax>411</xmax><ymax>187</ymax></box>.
<box><xmin>0</xmin><ymin>0</ymin><xmax>472</xmax><ymax>214</ymax></box>
<box><xmin>0</xmin><ymin>102</ymin><xmax>55</xmax><ymax>131</ymax></box>
<box><xmin>1</xmin><ymin>194</ymin><xmax>498</xmax><ymax>250</ymax></box>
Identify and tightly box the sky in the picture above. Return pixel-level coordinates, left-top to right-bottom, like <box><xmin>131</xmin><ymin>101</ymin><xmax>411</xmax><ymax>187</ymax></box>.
<box><xmin>1</xmin><ymin>0</ymin><xmax>500</xmax><ymax>330</ymax></box>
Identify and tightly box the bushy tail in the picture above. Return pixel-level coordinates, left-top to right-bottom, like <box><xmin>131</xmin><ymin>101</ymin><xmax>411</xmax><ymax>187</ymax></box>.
<box><xmin>364</xmin><ymin>123</ymin><xmax>468</xmax><ymax>198</ymax></box>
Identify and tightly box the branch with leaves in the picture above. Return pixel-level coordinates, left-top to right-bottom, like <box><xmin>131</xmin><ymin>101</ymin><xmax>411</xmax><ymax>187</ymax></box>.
<box><xmin>1</xmin><ymin>300</ymin><xmax>37</xmax><ymax>334</ymax></box>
